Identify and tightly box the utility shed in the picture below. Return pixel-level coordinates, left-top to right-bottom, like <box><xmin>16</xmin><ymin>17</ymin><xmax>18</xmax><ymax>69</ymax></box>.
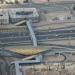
<box><xmin>9</xmin><ymin>8</ymin><xmax>39</xmax><ymax>23</ymax></box>
<box><xmin>0</xmin><ymin>9</ymin><xmax>9</xmax><ymax>25</ymax></box>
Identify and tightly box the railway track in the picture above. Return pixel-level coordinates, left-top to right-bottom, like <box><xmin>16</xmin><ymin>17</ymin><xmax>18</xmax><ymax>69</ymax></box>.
<box><xmin>0</xmin><ymin>20</ymin><xmax>75</xmax><ymax>62</ymax></box>
<box><xmin>1</xmin><ymin>3</ymin><xmax>75</xmax><ymax>75</ymax></box>
<box><xmin>0</xmin><ymin>28</ymin><xmax>75</xmax><ymax>45</ymax></box>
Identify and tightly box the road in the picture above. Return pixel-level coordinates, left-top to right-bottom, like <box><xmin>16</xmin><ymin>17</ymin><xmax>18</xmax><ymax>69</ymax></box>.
<box><xmin>0</xmin><ymin>3</ymin><xmax>71</xmax><ymax>11</ymax></box>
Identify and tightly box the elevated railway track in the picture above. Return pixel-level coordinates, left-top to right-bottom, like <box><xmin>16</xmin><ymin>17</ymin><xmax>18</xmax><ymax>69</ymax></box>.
<box><xmin>1</xmin><ymin>3</ymin><xmax>75</xmax><ymax>75</ymax></box>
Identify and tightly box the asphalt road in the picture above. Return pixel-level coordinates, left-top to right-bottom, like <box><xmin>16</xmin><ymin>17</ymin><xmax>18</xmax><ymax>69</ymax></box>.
<box><xmin>0</xmin><ymin>3</ymin><xmax>71</xmax><ymax>11</ymax></box>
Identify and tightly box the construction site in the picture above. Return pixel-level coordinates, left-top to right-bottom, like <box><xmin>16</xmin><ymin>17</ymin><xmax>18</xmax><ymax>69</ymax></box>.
<box><xmin>1</xmin><ymin>0</ymin><xmax>75</xmax><ymax>75</ymax></box>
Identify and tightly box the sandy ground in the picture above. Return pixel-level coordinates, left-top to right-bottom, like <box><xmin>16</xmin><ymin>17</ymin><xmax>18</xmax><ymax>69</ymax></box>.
<box><xmin>21</xmin><ymin>63</ymin><xmax>75</xmax><ymax>75</ymax></box>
